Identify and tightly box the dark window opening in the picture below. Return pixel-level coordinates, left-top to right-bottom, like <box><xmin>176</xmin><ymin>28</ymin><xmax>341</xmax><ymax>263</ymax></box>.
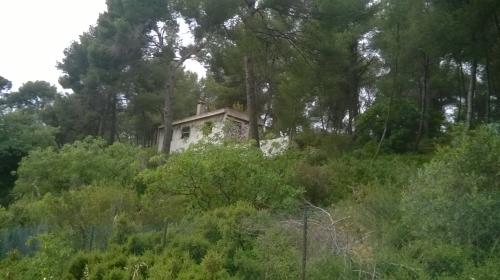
<box><xmin>181</xmin><ymin>126</ymin><xmax>190</xmax><ymax>139</ymax></box>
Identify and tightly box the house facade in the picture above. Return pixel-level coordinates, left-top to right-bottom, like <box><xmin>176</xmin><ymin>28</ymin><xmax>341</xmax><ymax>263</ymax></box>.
<box><xmin>157</xmin><ymin>101</ymin><xmax>289</xmax><ymax>155</ymax></box>
<box><xmin>157</xmin><ymin>106</ymin><xmax>252</xmax><ymax>153</ymax></box>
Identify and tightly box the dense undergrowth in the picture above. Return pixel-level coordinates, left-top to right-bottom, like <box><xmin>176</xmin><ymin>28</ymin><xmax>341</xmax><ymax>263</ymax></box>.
<box><xmin>0</xmin><ymin>126</ymin><xmax>499</xmax><ymax>279</ymax></box>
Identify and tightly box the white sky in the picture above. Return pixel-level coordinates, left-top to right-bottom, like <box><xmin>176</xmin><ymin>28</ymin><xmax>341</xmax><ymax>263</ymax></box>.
<box><xmin>0</xmin><ymin>0</ymin><xmax>205</xmax><ymax>92</ymax></box>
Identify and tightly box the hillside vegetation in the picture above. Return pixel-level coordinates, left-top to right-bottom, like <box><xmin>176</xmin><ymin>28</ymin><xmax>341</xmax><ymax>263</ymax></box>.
<box><xmin>1</xmin><ymin>0</ymin><xmax>500</xmax><ymax>278</ymax></box>
<box><xmin>0</xmin><ymin>126</ymin><xmax>498</xmax><ymax>279</ymax></box>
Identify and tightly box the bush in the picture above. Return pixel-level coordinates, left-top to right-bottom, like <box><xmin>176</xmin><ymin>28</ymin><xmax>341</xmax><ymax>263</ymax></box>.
<box><xmin>384</xmin><ymin>126</ymin><xmax>500</xmax><ymax>277</ymax></box>
<box><xmin>148</xmin><ymin>203</ymin><xmax>271</xmax><ymax>279</ymax></box>
<box><xmin>0</xmin><ymin>112</ymin><xmax>57</xmax><ymax>205</ymax></box>
<box><xmin>405</xmin><ymin>241</ymin><xmax>470</xmax><ymax>278</ymax></box>
<box><xmin>463</xmin><ymin>257</ymin><xmax>500</xmax><ymax>279</ymax></box>
<box><xmin>13</xmin><ymin>137</ymin><xmax>151</xmax><ymax>197</ymax></box>
<box><xmin>139</xmin><ymin>142</ymin><xmax>301</xmax><ymax>211</ymax></box>
<box><xmin>65</xmin><ymin>252</ymin><xmax>89</xmax><ymax>280</ymax></box>
<box><xmin>401</xmin><ymin>126</ymin><xmax>500</xmax><ymax>252</ymax></box>
<box><xmin>355</xmin><ymin>98</ymin><xmax>440</xmax><ymax>153</ymax></box>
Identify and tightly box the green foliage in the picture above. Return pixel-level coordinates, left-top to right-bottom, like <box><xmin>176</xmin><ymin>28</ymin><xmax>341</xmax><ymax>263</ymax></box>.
<box><xmin>46</xmin><ymin>185</ymin><xmax>139</xmax><ymax>249</ymax></box>
<box><xmin>147</xmin><ymin>201</ymin><xmax>318</xmax><ymax>279</ymax></box>
<box><xmin>0</xmin><ymin>234</ymin><xmax>74</xmax><ymax>279</ymax></box>
<box><xmin>0</xmin><ymin>76</ymin><xmax>12</xmax><ymax>94</ymax></box>
<box><xmin>0</xmin><ymin>111</ymin><xmax>57</xmax><ymax>205</ymax></box>
<box><xmin>0</xmin><ymin>127</ymin><xmax>498</xmax><ymax>279</ymax></box>
<box><xmin>0</xmin><ymin>112</ymin><xmax>57</xmax><ymax>154</ymax></box>
<box><xmin>361</xmin><ymin>125</ymin><xmax>500</xmax><ymax>278</ymax></box>
<box><xmin>462</xmin><ymin>257</ymin><xmax>500</xmax><ymax>280</ymax></box>
<box><xmin>238</xmin><ymin>225</ymin><xmax>300</xmax><ymax>279</ymax></box>
<box><xmin>13</xmin><ymin>137</ymin><xmax>150</xmax><ymax>197</ymax></box>
<box><xmin>294</xmin><ymin>131</ymin><xmax>353</xmax><ymax>158</ymax></box>
<box><xmin>139</xmin><ymin>142</ymin><xmax>301</xmax><ymax>211</ymax></box>
<box><xmin>65</xmin><ymin>252</ymin><xmax>89</xmax><ymax>280</ymax></box>
<box><xmin>407</xmin><ymin>241</ymin><xmax>471</xmax><ymax>278</ymax></box>
<box><xmin>1</xmin><ymin>81</ymin><xmax>57</xmax><ymax>111</ymax></box>
<box><xmin>401</xmin><ymin>126</ymin><xmax>500</xmax><ymax>252</ymax></box>
<box><xmin>3</xmin><ymin>0</ymin><xmax>500</xmax><ymax>277</ymax></box>
<box><xmin>293</xmin><ymin>143</ymin><xmax>425</xmax><ymax>206</ymax></box>
<box><xmin>53</xmin><ymin>0</ymin><xmax>500</xmax><ymax>152</ymax></box>
<box><xmin>356</xmin><ymin>98</ymin><xmax>422</xmax><ymax>153</ymax></box>
<box><xmin>202</xmin><ymin>121</ymin><xmax>215</xmax><ymax>136</ymax></box>
<box><xmin>306</xmin><ymin>257</ymin><xmax>365</xmax><ymax>280</ymax></box>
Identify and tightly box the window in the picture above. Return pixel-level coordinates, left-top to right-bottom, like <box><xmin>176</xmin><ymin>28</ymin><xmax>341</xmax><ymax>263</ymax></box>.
<box><xmin>202</xmin><ymin>121</ymin><xmax>214</xmax><ymax>136</ymax></box>
<box><xmin>181</xmin><ymin>126</ymin><xmax>190</xmax><ymax>139</ymax></box>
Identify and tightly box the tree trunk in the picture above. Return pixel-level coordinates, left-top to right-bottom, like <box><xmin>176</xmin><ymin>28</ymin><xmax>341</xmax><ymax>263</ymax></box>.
<box><xmin>494</xmin><ymin>11</ymin><xmax>500</xmax><ymax>40</ymax></box>
<box><xmin>466</xmin><ymin>60</ymin><xmax>477</xmax><ymax>130</ymax></box>
<box><xmin>97</xmin><ymin>117</ymin><xmax>105</xmax><ymax>138</ymax></box>
<box><xmin>108</xmin><ymin>92</ymin><xmax>117</xmax><ymax>144</ymax></box>
<box><xmin>89</xmin><ymin>225</ymin><xmax>95</xmax><ymax>251</ymax></box>
<box><xmin>141</xmin><ymin>111</ymin><xmax>146</xmax><ymax>146</ymax></box>
<box><xmin>375</xmin><ymin>97</ymin><xmax>392</xmax><ymax>159</ymax></box>
<box><xmin>486</xmin><ymin>53</ymin><xmax>493</xmax><ymax>123</ymax></box>
<box><xmin>424</xmin><ymin>60</ymin><xmax>431</xmax><ymax>135</ymax></box>
<box><xmin>160</xmin><ymin>219</ymin><xmax>168</xmax><ymax>250</ymax></box>
<box><xmin>97</xmin><ymin>91</ymin><xmax>108</xmax><ymax>138</ymax></box>
<box><xmin>347</xmin><ymin>40</ymin><xmax>360</xmax><ymax>135</ymax></box>
<box><xmin>162</xmin><ymin>62</ymin><xmax>176</xmax><ymax>155</ymax></box>
<box><xmin>244</xmin><ymin>55</ymin><xmax>260</xmax><ymax>147</ymax></box>
<box><xmin>415</xmin><ymin>54</ymin><xmax>430</xmax><ymax>150</ymax></box>
<box><xmin>374</xmin><ymin>23</ymin><xmax>400</xmax><ymax>159</ymax></box>
<box><xmin>301</xmin><ymin>205</ymin><xmax>308</xmax><ymax>280</ymax></box>
<box><xmin>457</xmin><ymin>61</ymin><xmax>466</xmax><ymax>122</ymax></box>
<box><xmin>348</xmin><ymin>90</ymin><xmax>359</xmax><ymax>135</ymax></box>
<box><xmin>416</xmin><ymin>80</ymin><xmax>425</xmax><ymax>150</ymax></box>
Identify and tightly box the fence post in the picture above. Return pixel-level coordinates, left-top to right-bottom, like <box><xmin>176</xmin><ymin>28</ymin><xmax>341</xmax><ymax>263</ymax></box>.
<box><xmin>302</xmin><ymin>204</ymin><xmax>308</xmax><ymax>280</ymax></box>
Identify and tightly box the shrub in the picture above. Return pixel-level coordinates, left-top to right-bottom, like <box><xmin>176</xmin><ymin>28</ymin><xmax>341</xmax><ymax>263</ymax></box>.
<box><xmin>355</xmin><ymin>98</ymin><xmax>439</xmax><ymax>153</ymax></box>
<box><xmin>13</xmin><ymin>137</ymin><xmax>151</xmax><ymax>198</ymax></box>
<box><xmin>385</xmin><ymin>126</ymin><xmax>500</xmax><ymax>277</ymax></box>
<box><xmin>139</xmin><ymin>142</ymin><xmax>301</xmax><ymax>211</ymax></box>
<box><xmin>401</xmin><ymin>126</ymin><xmax>500</xmax><ymax>252</ymax></box>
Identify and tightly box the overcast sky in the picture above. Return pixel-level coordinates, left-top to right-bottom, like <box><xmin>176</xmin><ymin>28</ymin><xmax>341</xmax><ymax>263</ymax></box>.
<box><xmin>0</xmin><ymin>0</ymin><xmax>205</xmax><ymax>91</ymax></box>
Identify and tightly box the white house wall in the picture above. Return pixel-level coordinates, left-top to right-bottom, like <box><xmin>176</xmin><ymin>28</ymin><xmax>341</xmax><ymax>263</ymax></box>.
<box><xmin>156</xmin><ymin>112</ymin><xmax>286</xmax><ymax>155</ymax></box>
<box><xmin>157</xmin><ymin>129</ymin><xmax>164</xmax><ymax>153</ymax></box>
<box><xmin>170</xmin><ymin>115</ymin><xmax>227</xmax><ymax>153</ymax></box>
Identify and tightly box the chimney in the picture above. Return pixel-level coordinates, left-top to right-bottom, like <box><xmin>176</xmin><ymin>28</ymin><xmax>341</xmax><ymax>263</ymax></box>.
<box><xmin>196</xmin><ymin>98</ymin><xmax>207</xmax><ymax>115</ymax></box>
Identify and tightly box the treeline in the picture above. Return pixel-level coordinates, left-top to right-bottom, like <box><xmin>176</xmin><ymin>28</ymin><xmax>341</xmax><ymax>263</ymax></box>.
<box><xmin>55</xmin><ymin>0</ymin><xmax>500</xmax><ymax>150</ymax></box>
<box><xmin>3</xmin><ymin>0</ymin><xmax>500</xmax><ymax>148</ymax></box>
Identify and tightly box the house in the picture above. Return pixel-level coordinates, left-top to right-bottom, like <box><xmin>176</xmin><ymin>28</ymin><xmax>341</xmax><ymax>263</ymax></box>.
<box><xmin>157</xmin><ymin>101</ymin><xmax>289</xmax><ymax>155</ymax></box>
<box><xmin>157</xmin><ymin>101</ymin><xmax>253</xmax><ymax>153</ymax></box>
